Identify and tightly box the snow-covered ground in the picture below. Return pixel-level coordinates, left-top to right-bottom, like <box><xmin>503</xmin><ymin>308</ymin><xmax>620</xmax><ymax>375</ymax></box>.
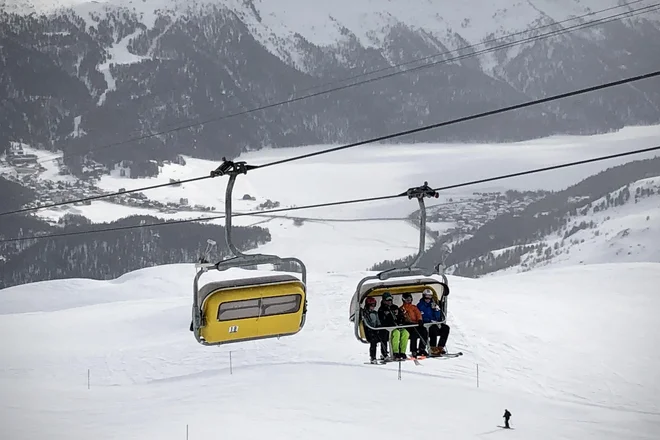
<box><xmin>1</xmin><ymin>262</ymin><xmax>659</xmax><ymax>439</ymax></box>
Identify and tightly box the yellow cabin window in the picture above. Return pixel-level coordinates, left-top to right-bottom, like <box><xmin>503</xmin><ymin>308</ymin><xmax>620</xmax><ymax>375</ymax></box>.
<box><xmin>217</xmin><ymin>294</ymin><xmax>303</xmax><ymax>321</ymax></box>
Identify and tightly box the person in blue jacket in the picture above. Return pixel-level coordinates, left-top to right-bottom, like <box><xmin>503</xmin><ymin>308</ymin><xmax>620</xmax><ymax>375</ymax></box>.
<box><xmin>417</xmin><ymin>288</ymin><xmax>451</xmax><ymax>355</ymax></box>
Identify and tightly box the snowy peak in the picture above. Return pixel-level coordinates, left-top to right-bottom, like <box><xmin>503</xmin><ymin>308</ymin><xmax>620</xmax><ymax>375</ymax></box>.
<box><xmin>13</xmin><ymin>0</ymin><xmax>660</xmax><ymax>54</ymax></box>
<box><xmin>24</xmin><ymin>0</ymin><xmax>660</xmax><ymax>39</ymax></box>
<box><xmin>15</xmin><ymin>0</ymin><xmax>660</xmax><ymax>82</ymax></box>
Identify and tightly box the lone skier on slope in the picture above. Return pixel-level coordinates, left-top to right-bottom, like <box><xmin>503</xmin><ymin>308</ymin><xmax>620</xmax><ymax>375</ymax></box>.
<box><xmin>503</xmin><ymin>409</ymin><xmax>512</xmax><ymax>429</ymax></box>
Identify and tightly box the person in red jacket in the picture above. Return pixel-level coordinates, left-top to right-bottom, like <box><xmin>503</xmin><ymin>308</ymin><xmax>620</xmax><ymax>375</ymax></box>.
<box><xmin>400</xmin><ymin>292</ymin><xmax>428</xmax><ymax>357</ymax></box>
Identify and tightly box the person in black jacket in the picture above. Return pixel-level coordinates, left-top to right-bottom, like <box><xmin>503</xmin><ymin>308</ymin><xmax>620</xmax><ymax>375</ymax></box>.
<box><xmin>378</xmin><ymin>292</ymin><xmax>409</xmax><ymax>360</ymax></box>
<box><xmin>503</xmin><ymin>409</ymin><xmax>512</xmax><ymax>429</ymax></box>
<box><xmin>363</xmin><ymin>296</ymin><xmax>389</xmax><ymax>363</ymax></box>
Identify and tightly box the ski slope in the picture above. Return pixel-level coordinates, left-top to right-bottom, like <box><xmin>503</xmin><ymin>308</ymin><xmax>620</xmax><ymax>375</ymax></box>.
<box><xmin>1</xmin><ymin>262</ymin><xmax>659</xmax><ymax>439</ymax></box>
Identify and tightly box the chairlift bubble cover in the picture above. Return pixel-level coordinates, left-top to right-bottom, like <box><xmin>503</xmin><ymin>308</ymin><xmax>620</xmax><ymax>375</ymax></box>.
<box><xmin>195</xmin><ymin>274</ymin><xmax>307</xmax><ymax>345</ymax></box>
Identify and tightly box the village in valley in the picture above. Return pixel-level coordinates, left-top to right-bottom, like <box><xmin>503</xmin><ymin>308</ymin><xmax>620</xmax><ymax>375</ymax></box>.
<box><xmin>418</xmin><ymin>189</ymin><xmax>549</xmax><ymax>241</ymax></box>
<box><xmin>1</xmin><ymin>143</ymin><xmax>547</xmax><ymax>231</ymax></box>
<box><xmin>0</xmin><ymin>143</ymin><xmax>283</xmax><ymax>221</ymax></box>
<box><xmin>0</xmin><ymin>143</ymin><xmax>217</xmax><ymax>217</ymax></box>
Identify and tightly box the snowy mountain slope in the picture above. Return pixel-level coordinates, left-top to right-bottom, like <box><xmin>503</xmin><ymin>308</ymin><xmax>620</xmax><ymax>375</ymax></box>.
<box><xmin>484</xmin><ymin>176</ymin><xmax>660</xmax><ymax>276</ymax></box>
<box><xmin>2</xmin><ymin>0</ymin><xmax>659</xmax><ymax>176</ymax></box>
<box><xmin>1</xmin><ymin>262</ymin><xmax>659</xmax><ymax>439</ymax></box>
<box><xmin>18</xmin><ymin>0</ymin><xmax>660</xmax><ymax>78</ymax></box>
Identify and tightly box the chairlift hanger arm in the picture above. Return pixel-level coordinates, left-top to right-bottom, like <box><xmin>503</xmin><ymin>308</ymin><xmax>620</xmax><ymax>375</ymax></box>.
<box><xmin>210</xmin><ymin>158</ymin><xmax>258</xmax><ymax>178</ymax></box>
<box><xmin>209</xmin><ymin>158</ymin><xmax>259</xmax><ymax>258</ymax></box>
<box><xmin>204</xmin><ymin>158</ymin><xmax>308</xmax><ymax>284</ymax></box>
<box><xmin>399</xmin><ymin>181</ymin><xmax>440</xmax><ymax>200</ymax></box>
<box><xmin>399</xmin><ymin>181</ymin><xmax>438</xmax><ymax>269</ymax></box>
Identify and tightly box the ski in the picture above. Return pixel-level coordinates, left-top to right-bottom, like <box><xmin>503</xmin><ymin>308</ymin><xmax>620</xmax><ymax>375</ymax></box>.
<box><xmin>366</xmin><ymin>352</ymin><xmax>461</xmax><ymax>366</ymax></box>
<box><xmin>404</xmin><ymin>356</ymin><xmax>422</xmax><ymax>365</ymax></box>
<box><xmin>426</xmin><ymin>351</ymin><xmax>463</xmax><ymax>359</ymax></box>
<box><xmin>378</xmin><ymin>357</ymin><xmax>417</xmax><ymax>365</ymax></box>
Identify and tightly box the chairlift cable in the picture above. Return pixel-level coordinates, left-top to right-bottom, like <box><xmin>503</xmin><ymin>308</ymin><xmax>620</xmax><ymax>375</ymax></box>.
<box><xmin>2</xmin><ymin>68</ymin><xmax>659</xmax><ymax>218</ymax></box>
<box><xmin>2</xmin><ymin>143</ymin><xmax>658</xmax><ymax>244</ymax></box>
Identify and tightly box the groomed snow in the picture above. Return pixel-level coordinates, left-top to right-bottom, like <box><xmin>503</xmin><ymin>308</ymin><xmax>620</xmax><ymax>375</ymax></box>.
<box><xmin>1</xmin><ymin>262</ymin><xmax>659</xmax><ymax>439</ymax></box>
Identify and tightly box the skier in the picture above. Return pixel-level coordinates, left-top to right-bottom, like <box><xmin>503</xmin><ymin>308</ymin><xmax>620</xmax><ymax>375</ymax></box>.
<box><xmin>378</xmin><ymin>292</ymin><xmax>409</xmax><ymax>360</ymax></box>
<box><xmin>503</xmin><ymin>409</ymin><xmax>512</xmax><ymax>429</ymax></box>
<box><xmin>400</xmin><ymin>292</ymin><xmax>427</xmax><ymax>357</ymax></box>
<box><xmin>362</xmin><ymin>296</ymin><xmax>389</xmax><ymax>363</ymax></box>
<box><xmin>417</xmin><ymin>289</ymin><xmax>451</xmax><ymax>355</ymax></box>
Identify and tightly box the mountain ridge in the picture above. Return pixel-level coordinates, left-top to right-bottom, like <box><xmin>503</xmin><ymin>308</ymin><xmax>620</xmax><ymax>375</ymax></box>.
<box><xmin>370</xmin><ymin>156</ymin><xmax>660</xmax><ymax>276</ymax></box>
<box><xmin>2</xmin><ymin>0</ymin><xmax>659</xmax><ymax>179</ymax></box>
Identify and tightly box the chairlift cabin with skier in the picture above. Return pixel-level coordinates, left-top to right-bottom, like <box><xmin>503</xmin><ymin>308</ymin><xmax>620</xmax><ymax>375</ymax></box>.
<box><xmin>347</xmin><ymin>182</ymin><xmax>454</xmax><ymax>346</ymax></box>
<box><xmin>349</xmin><ymin>275</ymin><xmax>449</xmax><ymax>343</ymax></box>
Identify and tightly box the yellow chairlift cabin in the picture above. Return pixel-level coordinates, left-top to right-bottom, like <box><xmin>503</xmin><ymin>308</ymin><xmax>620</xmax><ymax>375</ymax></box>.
<box><xmin>349</xmin><ymin>182</ymin><xmax>462</xmax><ymax>361</ymax></box>
<box><xmin>190</xmin><ymin>159</ymin><xmax>308</xmax><ymax>346</ymax></box>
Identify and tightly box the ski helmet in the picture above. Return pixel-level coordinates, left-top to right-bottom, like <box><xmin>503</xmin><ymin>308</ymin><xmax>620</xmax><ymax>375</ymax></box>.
<box><xmin>365</xmin><ymin>297</ymin><xmax>377</xmax><ymax>307</ymax></box>
<box><xmin>402</xmin><ymin>292</ymin><xmax>413</xmax><ymax>301</ymax></box>
<box><xmin>422</xmin><ymin>288</ymin><xmax>433</xmax><ymax>298</ymax></box>
<box><xmin>382</xmin><ymin>292</ymin><xmax>393</xmax><ymax>301</ymax></box>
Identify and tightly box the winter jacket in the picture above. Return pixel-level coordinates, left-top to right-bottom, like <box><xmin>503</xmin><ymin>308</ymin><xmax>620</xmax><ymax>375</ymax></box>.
<box><xmin>417</xmin><ymin>299</ymin><xmax>443</xmax><ymax>323</ymax></box>
<box><xmin>379</xmin><ymin>303</ymin><xmax>403</xmax><ymax>326</ymax></box>
<box><xmin>363</xmin><ymin>308</ymin><xmax>381</xmax><ymax>329</ymax></box>
<box><xmin>400</xmin><ymin>303</ymin><xmax>422</xmax><ymax>324</ymax></box>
